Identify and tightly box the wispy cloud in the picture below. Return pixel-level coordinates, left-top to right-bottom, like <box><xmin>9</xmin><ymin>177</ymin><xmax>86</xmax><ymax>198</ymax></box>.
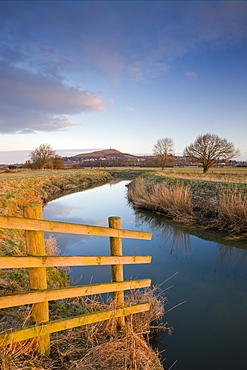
<box><xmin>186</xmin><ymin>71</ymin><xmax>197</xmax><ymax>79</ymax></box>
<box><xmin>126</xmin><ymin>107</ymin><xmax>136</xmax><ymax>112</ymax></box>
<box><xmin>128</xmin><ymin>60</ymin><xmax>169</xmax><ymax>81</ymax></box>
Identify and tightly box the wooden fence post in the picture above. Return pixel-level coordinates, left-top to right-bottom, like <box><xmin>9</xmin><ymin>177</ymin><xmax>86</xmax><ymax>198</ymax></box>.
<box><xmin>108</xmin><ymin>216</ymin><xmax>125</xmax><ymax>328</ymax></box>
<box><xmin>23</xmin><ymin>204</ymin><xmax>50</xmax><ymax>355</ymax></box>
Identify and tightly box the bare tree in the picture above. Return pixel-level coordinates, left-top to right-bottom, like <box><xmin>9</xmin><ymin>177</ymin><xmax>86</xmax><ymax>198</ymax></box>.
<box><xmin>184</xmin><ymin>133</ymin><xmax>240</xmax><ymax>173</ymax></box>
<box><xmin>30</xmin><ymin>144</ymin><xmax>55</xmax><ymax>169</ymax></box>
<box><xmin>153</xmin><ymin>137</ymin><xmax>174</xmax><ymax>170</ymax></box>
<box><xmin>51</xmin><ymin>155</ymin><xmax>65</xmax><ymax>169</ymax></box>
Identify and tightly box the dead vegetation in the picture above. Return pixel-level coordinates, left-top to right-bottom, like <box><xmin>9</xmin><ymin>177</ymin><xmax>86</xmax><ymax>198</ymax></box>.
<box><xmin>0</xmin><ymin>287</ymin><xmax>170</xmax><ymax>370</ymax></box>
<box><xmin>216</xmin><ymin>189</ymin><xmax>247</xmax><ymax>236</ymax></box>
<box><xmin>128</xmin><ymin>176</ymin><xmax>247</xmax><ymax>239</ymax></box>
<box><xmin>128</xmin><ymin>177</ymin><xmax>195</xmax><ymax>224</ymax></box>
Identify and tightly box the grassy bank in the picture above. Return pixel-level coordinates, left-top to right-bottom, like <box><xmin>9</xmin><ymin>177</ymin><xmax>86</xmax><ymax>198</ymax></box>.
<box><xmin>0</xmin><ymin>170</ymin><xmax>112</xmax><ymax>262</ymax></box>
<box><xmin>0</xmin><ymin>169</ymin><xmax>167</xmax><ymax>369</ymax></box>
<box><xmin>128</xmin><ymin>173</ymin><xmax>247</xmax><ymax>239</ymax></box>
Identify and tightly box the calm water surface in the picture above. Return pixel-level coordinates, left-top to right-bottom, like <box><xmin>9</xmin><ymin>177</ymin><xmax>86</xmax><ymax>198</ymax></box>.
<box><xmin>44</xmin><ymin>180</ymin><xmax>247</xmax><ymax>370</ymax></box>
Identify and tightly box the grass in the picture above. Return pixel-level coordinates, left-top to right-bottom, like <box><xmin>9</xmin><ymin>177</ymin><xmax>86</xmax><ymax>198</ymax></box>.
<box><xmin>0</xmin><ymin>169</ymin><xmax>104</xmax><ymax>181</ymax></box>
<box><xmin>0</xmin><ymin>169</ymin><xmax>112</xmax><ymax>260</ymax></box>
<box><xmin>0</xmin><ymin>170</ymin><xmax>112</xmax><ymax>297</ymax></box>
<box><xmin>0</xmin><ymin>287</ymin><xmax>169</xmax><ymax>370</ymax></box>
<box><xmin>128</xmin><ymin>171</ymin><xmax>247</xmax><ymax>239</ymax></box>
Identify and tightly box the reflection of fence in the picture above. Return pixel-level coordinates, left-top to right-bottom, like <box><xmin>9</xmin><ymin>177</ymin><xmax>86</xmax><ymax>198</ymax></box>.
<box><xmin>0</xmin><ymin>204</ymin><xmax>152</xmax><ymax>355</ymax></box>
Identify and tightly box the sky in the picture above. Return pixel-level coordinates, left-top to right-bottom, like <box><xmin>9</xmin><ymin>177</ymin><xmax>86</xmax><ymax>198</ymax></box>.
<box><xmin>0</xmin><ymin>1</ymin><xmax>247</xmax><ymax>164</ymax></box>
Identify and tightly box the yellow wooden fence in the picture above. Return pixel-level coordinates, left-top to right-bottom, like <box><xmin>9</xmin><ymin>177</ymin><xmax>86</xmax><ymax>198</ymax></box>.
<box><xmin>0</xmin><ymin>204</ymin><xmax>152</xmax><ymax>355</ymax></box>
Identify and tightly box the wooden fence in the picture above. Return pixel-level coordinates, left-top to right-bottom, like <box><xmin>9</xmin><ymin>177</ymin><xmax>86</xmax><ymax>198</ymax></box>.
<box><xmin>0</xmin><ymin>204</ymin><xmax>152</xmax><ymax>355</ymax></box>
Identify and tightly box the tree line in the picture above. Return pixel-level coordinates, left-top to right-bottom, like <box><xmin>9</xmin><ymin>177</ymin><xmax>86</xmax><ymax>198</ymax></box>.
<box><xmin>153</xmin><ymin>133</ymin><xmax>240</xmax><ymax>173</ymax></box>
<box><xmin>25</xmin><ymin>133</ymin><xmax>240</xmax><ymax>173</ymax></box>
<box><xmin>25</xmin><ymin>144</ymin><xmax>64</xmax><ymax>169</ymax></box>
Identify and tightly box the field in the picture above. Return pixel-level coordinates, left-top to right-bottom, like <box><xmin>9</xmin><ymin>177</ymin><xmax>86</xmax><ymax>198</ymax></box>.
<box><xmin>0</xmin><ymin>168</ymin><xmax>101</xmax><ymax>181</ymax></box>
<box><xmin>154</xmin><ymin>166</ymin><xmax>247</xmax><ymax>184</ymax></box>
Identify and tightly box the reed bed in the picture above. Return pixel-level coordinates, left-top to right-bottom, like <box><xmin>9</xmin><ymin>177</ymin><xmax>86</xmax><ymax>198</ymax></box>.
<box><xmin>0</xmin><ymin>287</ymin><xmax>168</xmax><ymax>370</ymax></box>
<box><xmin>128</xmin><ymin>177</ymin><xmax>195</xmax><ymax>224</ymax></box>
<box><xmin>216</xmin><ymin>189</ymin><xmax>247</xmax><ymax>236</ymax></box>
<box><xmin>128</xmin><ymin>176</ymin><xmax>247</xmax><ymax>239</ymax></box>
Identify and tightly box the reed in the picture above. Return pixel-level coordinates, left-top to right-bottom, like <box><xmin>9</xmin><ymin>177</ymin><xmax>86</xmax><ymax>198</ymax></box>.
<box><xmin>128</xmin><ymin>176</ymin><xmax>247</xmax><ymax>238</ymax></box>
<box><xmin>216</xmin><ymin>189</ymin><xmax>247</xmax><ymax>236</ymax></box>
<box><xmin>128</xmin><ymin>177</ymin><xmax>195</xmax><ymax>224</ymax></box>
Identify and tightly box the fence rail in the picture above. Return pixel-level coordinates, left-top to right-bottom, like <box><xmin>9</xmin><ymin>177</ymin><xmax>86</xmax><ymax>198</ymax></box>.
<box><xmin>0</xmin><ymin>215</ymin><xmax>152</xmax><ymax>239</ymax></box>
<box><xmin>0</xmin><ymin>204</ymin><xmax>152</xmax><ymax>355</ymax></box>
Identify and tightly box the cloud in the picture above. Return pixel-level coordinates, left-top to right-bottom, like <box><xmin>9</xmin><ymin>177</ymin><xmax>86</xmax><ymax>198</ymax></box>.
<box><xmin>186</xmin><ymin>72</ymin><xmax>197</xmax><ymax>79</ymax></box>
<box><xmin>108</xmin><ymin>99</ymin><xmax>114</xmax><ymax>106</ymax></box>
<box><xmin>0</xmin><ymin>2</ymin><xmax>247</xmax><ymax>88</ymax></box>
<box><xmin>126</xmin><ymin>107</ymin><xmax>136</xmax><ymax>112</ymax></box>
<box><xmin>128</xmin><ymin>60</ymin><xmax>169</xmax><ymax>81</ymax></box>
<box><xmin>0</xmin><ymin>61</ymin><xmax>104</xmax><ymax>134</ymax></box>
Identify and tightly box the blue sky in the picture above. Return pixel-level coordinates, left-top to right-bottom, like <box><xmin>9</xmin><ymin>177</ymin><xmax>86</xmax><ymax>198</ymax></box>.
<box><xmin>0</xmin><ymin>1</ymin><xmax>247</xmax><ymax>164</ymax></box>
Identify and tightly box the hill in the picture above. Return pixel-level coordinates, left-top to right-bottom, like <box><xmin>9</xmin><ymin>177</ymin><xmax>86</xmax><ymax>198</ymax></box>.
<box><xmin>72</xmin><ymin>149</ymin><xmax>137</xmax><ymax>159</ymax></box>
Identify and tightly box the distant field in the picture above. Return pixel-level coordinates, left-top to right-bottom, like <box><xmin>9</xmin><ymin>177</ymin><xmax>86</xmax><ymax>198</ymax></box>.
<box><xmin>97</xmin><ymin>166</ymin><xmax>247</xmax><ymax>174</ymax></box>
<box><xmin>0</xmin><ymin>168</ymin><xmax>95</xmax><ymax>181</ymax></box>
<box><xmin>103</xmin><ymin>166</ymin><xmax>247</xmax><ymax>184</ymax></box>
<box><xmin>1</xmin><ymin>167</ymin><xmax>247</xmax><ymax>184</ymax></box>
<box><xmin>154</xmin><ymin>167</ymin><xmax>247</xmax><ymax>184</ymax></box>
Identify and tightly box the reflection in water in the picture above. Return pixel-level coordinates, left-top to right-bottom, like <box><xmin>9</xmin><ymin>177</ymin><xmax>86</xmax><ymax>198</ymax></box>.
<box><xmin>217</xmin><ymin>244</ymin><xmax>247</xmax><ymax>275</ymax></box>
<box><xmin>133</xmin><ymin>206</ymin><xmax>247</xmax><ymax>275</ymax></box>
<box><xmin>134</xmin><ymin>209</ymin><xmax>192</xmax><ymax>257</ymax></box>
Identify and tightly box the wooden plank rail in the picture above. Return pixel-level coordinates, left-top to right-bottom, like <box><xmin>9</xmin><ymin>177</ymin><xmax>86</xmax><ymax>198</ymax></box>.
<box><xmin>0</xmin><ymin>303</ymin><xmax>150</xmax><ymax>347</ymax></box>
<box><xmin>0</xmin><ymin>279</ymin><xmax>151</xmax><ymax>309</ymax></box>
<box><xmin>0</xmin><ymin>255</ymin><xmax>151</xmax><ymax>269</ymax></box>
<box><xmin>0</xmin><ymin>204</ymin><xmax>153</xmax><ymax>355</ymax></box>
<box><xmin>0</xmin><ymin>215</ymin><xmax>152</xmax><ymax>240</ymax></box>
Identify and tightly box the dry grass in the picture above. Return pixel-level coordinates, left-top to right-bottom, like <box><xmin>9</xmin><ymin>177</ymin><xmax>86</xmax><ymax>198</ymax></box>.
<box><xmin>128</xmin><ymin>176</ymin><xmax>247</xmax><ymax>239</ymax></box>
<box><xmin>0</xmin><ymin>287</ymin><xmax>169</xmax><ymax>370</ymax></box>
<box><xmin>45</xmin><ymin>234</ymin><xmax>60</xmax><ymax>256</ymax></box>
<box><xmin>216</xmin><ymin>189</ymin><xmax>247</xmax><ymax>236</ymax></box>
<box><xmin>155</xmin><ymin>171</ymin><xmax>247</xmax><ymax>184</ymax></box>
<box><xmin>128</xmin><ymin>177</ymin><xmax>195</xmax><ymax>224</ymax></box>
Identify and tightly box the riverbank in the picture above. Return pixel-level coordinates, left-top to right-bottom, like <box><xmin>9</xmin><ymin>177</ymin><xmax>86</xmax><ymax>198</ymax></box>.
<box><xmin>0</xmin><ymin>170</ymin><xmax>112</xmax><ymax>260</ymax></box>
<box><xmin>0</xmin><ymin>169</ymin><xmax>165</xmax><ymax>370</ymax></box>
<box><xmin>128</xmin><ymin>174</ymin><xmax>247</xmax><ymax>239</ymax></box>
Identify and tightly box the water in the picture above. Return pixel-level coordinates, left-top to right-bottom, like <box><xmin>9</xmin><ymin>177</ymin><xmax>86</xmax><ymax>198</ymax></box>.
<box><xmin>43</xmin><ymin>180</ymin><xmax>247</xmax><ymax>370</ymax></box>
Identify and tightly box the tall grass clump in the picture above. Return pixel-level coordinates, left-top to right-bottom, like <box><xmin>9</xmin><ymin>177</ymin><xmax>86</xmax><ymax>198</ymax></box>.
<box><xmin>128</xmin><ymin>177</ymin><xmax>195</xmax><ymax>224</ymax></box>
<box><xmin>216</xmin><ymin>189</ymin><xmax>247</xmax><ymax>237</ymax></box>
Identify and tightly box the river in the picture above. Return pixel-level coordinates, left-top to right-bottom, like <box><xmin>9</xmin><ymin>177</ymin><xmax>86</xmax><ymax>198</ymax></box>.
<box><xmin>43</xmin><ymin>179</ymin><xmax>247</xmax><ymax>370</ymax></box>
